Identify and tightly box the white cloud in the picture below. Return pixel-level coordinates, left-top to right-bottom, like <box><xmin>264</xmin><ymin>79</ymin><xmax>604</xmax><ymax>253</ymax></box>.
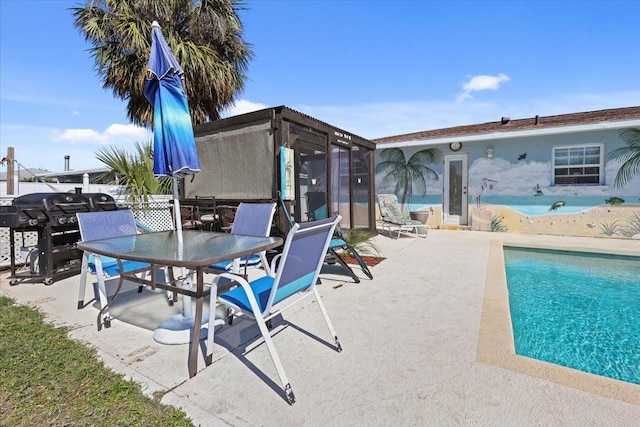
<box><xmin>54</xmin><ymin>128</ymin><xmax>105</xmax><ymax>143</ymax></box>
<box><xmin>456</xmin><ymin>73</ymin><xmax>511</xmax><ymax>102</ymax></box>
<box><xmin>53</xmin><ymin>124</ymin><xmax>150</xmax><ymax>145</ymax></box>
<box><xmin>1</xmin><ymin>123</ymin><xmax>151</xmax><ymax>171</ymax></box>
<box><xmin>103</xmin><ymin>123</ymin><xmax>150</xmax><ymax>141</ymax></box>
<box><xmin>222</xmin><ymin>99</ymin><xmax>269</xmax><ymax>117</ymax></box>
<box><xmin>469</xmin><ymin>158</ymin><xmax>551</xmax><ymax>196</ymax></box>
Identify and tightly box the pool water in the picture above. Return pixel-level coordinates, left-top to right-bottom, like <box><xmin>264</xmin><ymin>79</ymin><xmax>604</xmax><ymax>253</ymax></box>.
<box><xmin>504</xmin><ymin>247</ymin><xmax>640</xmax><ymax>385</ymax></box>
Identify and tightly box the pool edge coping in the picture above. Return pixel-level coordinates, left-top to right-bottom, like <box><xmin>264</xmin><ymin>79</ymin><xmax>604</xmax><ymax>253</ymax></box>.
<box><xmin>477</xmin><ymin>240</ymin><xmax>640</xmax><ymax>407</ymax></box>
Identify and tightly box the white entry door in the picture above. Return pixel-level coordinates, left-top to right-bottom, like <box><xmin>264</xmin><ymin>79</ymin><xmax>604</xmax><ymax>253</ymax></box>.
<box><xmin>443</xmin><ymin>153</ymin><xmax>468</xmax><ymax>225</ymax></box>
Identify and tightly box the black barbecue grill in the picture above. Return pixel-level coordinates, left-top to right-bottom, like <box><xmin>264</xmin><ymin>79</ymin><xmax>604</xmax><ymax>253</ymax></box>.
<box><xmin>0</xmin><ymin>192</ymin><xmax>118</xmax><ymax>285</ymax></box>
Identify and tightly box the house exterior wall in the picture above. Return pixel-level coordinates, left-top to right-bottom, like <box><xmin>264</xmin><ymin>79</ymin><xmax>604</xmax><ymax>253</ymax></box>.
<box><xmin>375</xmin><ymin>126</ymin><xmax>640</xmax><ymax>239</ymax></box>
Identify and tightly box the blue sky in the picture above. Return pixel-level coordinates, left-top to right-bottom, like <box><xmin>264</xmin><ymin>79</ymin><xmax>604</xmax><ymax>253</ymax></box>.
<box><xmin>1</xmin><ymin>0</ymin><xmax>639</xmax><ymax>173</ymax></box>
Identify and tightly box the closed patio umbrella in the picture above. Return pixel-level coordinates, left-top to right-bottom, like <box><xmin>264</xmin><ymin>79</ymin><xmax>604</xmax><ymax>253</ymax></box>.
<box><xmin>144</xmin><ymin>21</ymin><xmax>207</xmax><ymax>344</ymax></box>
<box><xmin>144</xmin><ymin>20</ymin><xmax>200</xmax><ymax>236</ymax></box>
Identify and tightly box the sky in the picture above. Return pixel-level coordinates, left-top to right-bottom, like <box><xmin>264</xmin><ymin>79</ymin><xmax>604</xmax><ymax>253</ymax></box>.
<box><xmin>1</xmin><ymin>0</ymin><xmax>640</xmax><ymax>173</ymax></box>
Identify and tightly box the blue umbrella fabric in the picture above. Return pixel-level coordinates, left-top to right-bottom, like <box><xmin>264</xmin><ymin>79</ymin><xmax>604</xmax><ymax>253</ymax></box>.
<box><xmin>144</xmin><ymin>21</ymin><xmax>200</xmax><ymax>178</ymax></box>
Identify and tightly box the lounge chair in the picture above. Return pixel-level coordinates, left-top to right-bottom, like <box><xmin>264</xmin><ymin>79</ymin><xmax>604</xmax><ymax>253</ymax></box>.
<box><xmin>278</xmin><ymin>192</ymin><xmax>373</xmax><ymax>282</ymax></box>
<box><xmin>377</xmin><ymin>193</ymin><xmax>428</xmax><ymax>238</ymax></box>
<box><xmin>76</xmin><ymin>209</ymin><xmax>158</xmax><ymax>328</ymax></box>
<box><xmin>206</xmin><ymin>215</ymin><xmax>343</xmax><ymax>405</ymax></box>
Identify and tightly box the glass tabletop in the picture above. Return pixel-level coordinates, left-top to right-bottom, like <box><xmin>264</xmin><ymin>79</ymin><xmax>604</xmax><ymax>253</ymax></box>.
<box><xmin>77</xmin><ymin>230</ymin><xmax>282</xmax><ymax>268</ymax></box>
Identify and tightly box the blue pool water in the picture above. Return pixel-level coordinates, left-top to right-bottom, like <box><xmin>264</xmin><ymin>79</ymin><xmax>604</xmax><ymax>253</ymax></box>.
<box><xmin>504</xmin><ymin>247</ymin><xmax>640</xmax><ymax>384</ymax></box>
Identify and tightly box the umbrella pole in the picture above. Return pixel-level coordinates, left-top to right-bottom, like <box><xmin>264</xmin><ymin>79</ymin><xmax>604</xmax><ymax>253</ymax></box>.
<box><xmin>172</xmin><ymin>178</ymin><xmax>193</xmax><ymax>320</ymax></box>
<box><xmin>154</xmin><ymin>177</ymin><xmax>205</xmax><ymax>345</ymax></box>
<box><xmin>172</xmin><ymin>177</ymin><xmax>184</xmax><ymax>242</ymax></box>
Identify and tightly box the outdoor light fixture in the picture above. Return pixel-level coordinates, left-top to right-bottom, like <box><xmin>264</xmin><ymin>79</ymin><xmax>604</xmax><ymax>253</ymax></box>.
<box><xmin>487</xmin><ymin>147</ymin><xmax>494</xmax><ymax>158</ymax></box>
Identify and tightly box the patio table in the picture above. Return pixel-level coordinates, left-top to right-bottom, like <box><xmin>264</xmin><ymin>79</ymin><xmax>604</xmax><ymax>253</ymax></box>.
<box><xmin>77</xmin><ymin>229</ymin><xmax>282</xmax><ymax>378</ymax></box>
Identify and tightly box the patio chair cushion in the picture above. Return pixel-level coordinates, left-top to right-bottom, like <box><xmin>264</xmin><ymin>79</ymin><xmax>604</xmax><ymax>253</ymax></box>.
<box><xmin>208</xmin><ymin>254</ymin><xmax>262</xmax><ymax>272</ymax></box>
<box><xmin>86</xmin><ymin>253</ymin><xmax>150</xmax><ymax>277</ymax></box>
<box><xmin>377</xmin><ymin>194</ymin><xmax>423</xmax><ymax>225</ymax></box>
<box><xmin>377</xmin><ymin>194</ymin><xmax>429</xmax><ymax>238</ymax></box>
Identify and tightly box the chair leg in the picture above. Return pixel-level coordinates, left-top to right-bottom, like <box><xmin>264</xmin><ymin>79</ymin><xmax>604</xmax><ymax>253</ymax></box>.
<box><xmin>138</xmin><ymin>269</ymin><xmax>145</xmax><ymax>293</ymax></box>
<box><xmin>93</xmin><ymin>256</ymin><xmax>112</xmax><ymax>328</ymax></box>
<box><xmin>206</xmin><ymin>282</ymin><xmax>218</xmax><ymax>364</ymax></box>
<box><xmin>329</xmin><ymin>247</ymin><xmax>360</xmax><ymax>283</ymax></box>
<box><xmin>255</xmin><ymin>317</ymin><xmax>296</xmax><ymax>404</ymax></box>
<box><xmin>350</xmin><ymin>248</ymin><xmax>373</xmax><ymax>280</ymax></box>
<box><xmin>312</xmin><ymin>287</ymin><xmax>342</xmax><ymax>352</ymax></box>
<box><xmin>78</xmin><ymin>253</ymin><xmax>90</xmax><ymax>309</ymax></box>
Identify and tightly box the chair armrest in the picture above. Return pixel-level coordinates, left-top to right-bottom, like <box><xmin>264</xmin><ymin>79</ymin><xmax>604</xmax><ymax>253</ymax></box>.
<box><xmin>269</xmin><ymin>253</ymin><xmax>282</xmax><ymax>275</ymax></box>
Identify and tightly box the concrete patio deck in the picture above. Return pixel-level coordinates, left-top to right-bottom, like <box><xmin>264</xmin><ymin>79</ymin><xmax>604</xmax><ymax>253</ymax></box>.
<box><xmin>1</xmin><ymin>229</ymin><xmax>639</xmax><ymax>426</ymax></box>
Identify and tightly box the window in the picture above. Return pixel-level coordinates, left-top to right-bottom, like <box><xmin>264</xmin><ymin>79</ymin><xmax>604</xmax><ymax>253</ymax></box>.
<box><xmin>552</xmin><ymin>144</ymin><xmax>604</xmax><ymax>185</ymax></box>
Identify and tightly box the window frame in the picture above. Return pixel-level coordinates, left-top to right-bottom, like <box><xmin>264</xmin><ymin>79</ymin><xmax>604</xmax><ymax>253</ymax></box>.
<box><xmin>551</xmin><ymin>143</ymin><xmax>605</xmax><ymax>185</ymax></box>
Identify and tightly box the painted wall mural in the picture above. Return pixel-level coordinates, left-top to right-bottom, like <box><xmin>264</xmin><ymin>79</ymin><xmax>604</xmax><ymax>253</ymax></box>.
<box><xmin>375</xmin><ymin>128</ymin><xmax>640</xmax><ymax>239</ymax></box>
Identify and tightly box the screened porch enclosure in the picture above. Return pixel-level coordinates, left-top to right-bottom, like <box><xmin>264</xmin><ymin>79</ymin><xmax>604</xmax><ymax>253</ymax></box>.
<box><xmin>185</xmin><ymin>106</ymin><xmax>376</xmax><ymax>233</ymax></box>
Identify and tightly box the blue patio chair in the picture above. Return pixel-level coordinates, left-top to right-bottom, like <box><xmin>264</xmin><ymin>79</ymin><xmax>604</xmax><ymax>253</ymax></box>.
<box><xmin>206</xmin><ymin>215</ymin><xmax>343</xmax><ymax>405</ymax></box>
<box><xmin>206</xmin><ymin>202</ymin><xmax>277</xmax><ymax>276</ymax></box>
<box><xmin>77</xmin><ymin>209</ymin><xmax>155</xmax><ymax>328</ymax></box>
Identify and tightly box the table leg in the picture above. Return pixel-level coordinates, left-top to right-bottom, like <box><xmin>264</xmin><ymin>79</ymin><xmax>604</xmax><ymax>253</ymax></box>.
<box><xmin>152</xmin><ymin>271</ymin><xmax>208</xmax><ymax>345</ymax></box>
<box><xmin>188</xmin><ymin>268</ymin><xmax>204</xmax><ymax>378</ymax></box>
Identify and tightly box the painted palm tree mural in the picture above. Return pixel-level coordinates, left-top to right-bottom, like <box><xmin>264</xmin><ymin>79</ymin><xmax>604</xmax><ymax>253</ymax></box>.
<box><xmin>609</xmin><ymin>128</ymin><xmax>640</xmax><ymax>188</ymax></box>
<box><xmin>375</xmin><ymin>147</ymin><xmax>441</xmax><ymax>212</ymax></box>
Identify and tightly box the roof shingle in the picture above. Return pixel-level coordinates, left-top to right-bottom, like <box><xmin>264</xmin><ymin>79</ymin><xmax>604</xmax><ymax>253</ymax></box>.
<box><xmin>372</xmin><ymin>106</ymin><xmax>640</xmax><ymax>144</ymax></box>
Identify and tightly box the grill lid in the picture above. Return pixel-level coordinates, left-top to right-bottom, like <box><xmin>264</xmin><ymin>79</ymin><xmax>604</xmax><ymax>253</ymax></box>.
<box><xmin>83</xmin><ymin>193</ymin><xmax>118</xmax><ymax>211</ymax></box>
<box><xmin>12</xmin><ymin>193</ymin><xmax>89</xmax><ymax>212</ymax></box>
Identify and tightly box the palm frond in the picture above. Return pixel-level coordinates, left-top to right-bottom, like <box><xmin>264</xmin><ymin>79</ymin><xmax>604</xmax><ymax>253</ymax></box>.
<box><xmin>96</xmin><ymin>140</ymin><xmax>172</xmax><ymax>203</ymax></box>
<box><xmin>72</xmin><ymin>0</ymin><xmax>252</xmax><ymax>127</ymax></box>
<box><xmin>608</xmin><ymin>128</ymin><xmax>640</xmax><ymax>188</ymax></box>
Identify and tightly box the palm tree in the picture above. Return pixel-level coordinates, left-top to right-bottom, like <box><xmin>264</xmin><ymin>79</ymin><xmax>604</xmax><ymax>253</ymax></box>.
<box><xmin>609</xmin><ymin>128</ymin><xmax>640</xmax><ymax>188</ymax></box>
<box><xmin>72</xmin><ymin>0</ymin><xmax>252</xmax><ymax>127</ymax></box>
<box><xmin>375</xmin><ymin>147</ymin><xmax>441</xmax><ymax>212</ymax></box>
<box><xmin>96</xmin><ymin>141</ymin><xmax>172</xmax><ymax>204</ymax></box>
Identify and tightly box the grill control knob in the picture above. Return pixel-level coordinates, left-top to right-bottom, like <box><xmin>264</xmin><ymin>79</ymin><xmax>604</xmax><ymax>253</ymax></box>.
<box><xmin>68</xmin><ymin>216</ymin><xmax>77</xmax><ymax>224</ymax></box>
<box><xmin>28</xmin><ymin>219</ymin><xmax>38</xmax><ymax>226</ymax></box>
<box><xmin>58</xmin><ymin>217</ymin><xmax>67</xmax><ymax>225</ymax></box>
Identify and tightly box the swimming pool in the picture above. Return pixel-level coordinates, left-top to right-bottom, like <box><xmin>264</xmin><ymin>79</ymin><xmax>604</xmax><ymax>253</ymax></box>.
<box><xmin>504</xmin><ymin>246</ymin><xmax>640</xmax><ymax>385</ymax></box>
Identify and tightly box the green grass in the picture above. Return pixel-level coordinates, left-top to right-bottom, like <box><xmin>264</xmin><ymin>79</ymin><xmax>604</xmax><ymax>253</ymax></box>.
<box><xmin>0</xmin><ymin>295</ymin><xmax>193</xmax><ymax>426</ymax></box>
